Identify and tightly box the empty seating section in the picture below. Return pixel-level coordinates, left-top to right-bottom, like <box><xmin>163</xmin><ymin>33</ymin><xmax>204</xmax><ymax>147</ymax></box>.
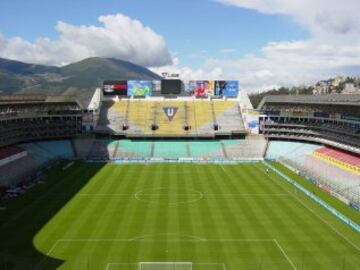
<box><xmin>86</xmin><ymin>139</ymin><xmax>268</xmax><ymax>160</ymax></box>
<box><xmin>192</xmin><ymin>100</ymin><xmax>213</xmax><ymax>133</ymax></box>
<box><xmin>266</xmin><ymin>141</ymin><xmax>360</xmax><ymax>204</ymax></box>
<box><xmin>97</xmin><ymin>101</ymin><xmax>125</xmax><ymax>133</ymax></box>
<box><xmin>125</xmin><ymin>100</ymin><xmax>153</xmax><ymax>134</ymax></box>
<box><xmin>0</xmin><ymin>140</ymin><xmax>74</xmax><ymax>187</ymax></box>
<box><xmin>0</xmin><ymin>146</ymin><xmax>23</xmax><ymax>160</ymax></box>
<box><xmin>153</xmin><ymin>141</ymin><xmax>187</xmax><ymax>158</ymax></box>
<box><xmin>117</xmin><ymin>140</ymin><xmax>152</xmax><ymax>158</ymax></box>
<box><xmin>190</xmin><ymin>141</ymin><xmax>224</xmax><ymax>158</ymax></box>
<box><xmin>225</xmin><ymin>136</ymin><xmax>267</xmax><ymax>159</ymax></box>
<box><xmin>265</xmin><ymin>141</ymin><xmax>321</xmax><ymax>166</ymax></box>
<box><xmin>0</xmin><ymin>155</ymin><xmax>36</xmax><ymax>186</ymax></box>
<box><xmin>212</xmin><ymin>101</ymin><xmax>243</xmax><ymax>131</ymax></box>
<box><xmin>314</xmin><ymin>147</ymin><xmax>360</xmax><ymax>175</ymax></box>
<box><xmin>304</xmin><ymin>155</ymin><xmax>360</xmax><ymax>202</ymax></box>
<box><xmin>154</xmin><ymin>101</ymin><xmax>186</xmax><ymax>135</ymax></box>
<box><xmin>96</xmin><ymin>99</ymin><xmax>244</xmax><ymax>136</ymax></box>
<box><xmin>19</xmin><ymin>140</ymin><xmax>74</xmax><ymax>166</ymax></box>
<box><xmin>73</xmin><ymin>137</ymin><xmax>95</xmax><ymax>158</ymax></box>
<box><xmin>87</xmin><ymin>140</ymin><xmax>113</xmax><ymax>159</ymax></box>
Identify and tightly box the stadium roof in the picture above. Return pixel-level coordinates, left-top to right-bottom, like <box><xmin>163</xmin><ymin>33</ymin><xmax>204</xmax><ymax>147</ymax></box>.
<box><xmin>0</xmin><ymin>94</ymin><xmax>81</xmax><ymax>105</ymax></box>
<box><xmin>257</xmin><ymin>94</ymin><xmax>360</xmax><ymax>109</ymax></box>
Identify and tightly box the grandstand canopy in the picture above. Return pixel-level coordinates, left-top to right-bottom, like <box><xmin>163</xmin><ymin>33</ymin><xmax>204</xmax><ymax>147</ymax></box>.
<box><xmin>257</xmin><ymin>94</ymin><xmax>360</xmax><ymax>109</ymax></box>
<box><xmin>0</xmin><ymin>94</ymin><xmax>81</xmax><ymax>106</ymax></box>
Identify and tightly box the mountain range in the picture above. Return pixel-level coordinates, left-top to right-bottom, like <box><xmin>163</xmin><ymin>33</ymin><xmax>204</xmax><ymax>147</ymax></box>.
<box><xmin>0</xmin><ymin>57</ymin><xmax>162</xmax><ymax>105</ymax></box>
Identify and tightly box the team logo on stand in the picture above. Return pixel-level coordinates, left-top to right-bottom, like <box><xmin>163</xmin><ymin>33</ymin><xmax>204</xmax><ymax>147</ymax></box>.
<box><xmin>162</xmin><ymin>107</ymin><xmax>178</xmax><ymax>121</ymax></box>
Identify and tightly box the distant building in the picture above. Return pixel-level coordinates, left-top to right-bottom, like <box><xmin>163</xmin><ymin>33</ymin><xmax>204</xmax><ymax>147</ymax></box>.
<box><xmin>343</xmin><ymin>83</ymin><xmax>360</xmax><ymax>94</ymax></box>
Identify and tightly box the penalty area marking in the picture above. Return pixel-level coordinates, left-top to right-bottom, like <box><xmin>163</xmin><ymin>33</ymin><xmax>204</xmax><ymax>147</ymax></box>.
<box><xmin>105</xmin><ymin>262</ymin><xmax>226</xmax><ymax>270</ymax></box>
<box><xmin>40</xmin><ymin>238</ymin><xmax>297</xmax><ymax>270</ymax></box>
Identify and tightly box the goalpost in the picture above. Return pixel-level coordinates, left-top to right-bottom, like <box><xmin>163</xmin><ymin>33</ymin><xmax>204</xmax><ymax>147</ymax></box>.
<box><xmin>139</xmin><ymin>262</ymin><xmax>192</xmax><ymax>270</ymax></box>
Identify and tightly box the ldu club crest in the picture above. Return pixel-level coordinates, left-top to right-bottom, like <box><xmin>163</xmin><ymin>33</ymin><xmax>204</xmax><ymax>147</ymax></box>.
<box><xmin>162</xmin><ymin>107</ymin><xmax>178</xmax><ymax>121</ymax></box>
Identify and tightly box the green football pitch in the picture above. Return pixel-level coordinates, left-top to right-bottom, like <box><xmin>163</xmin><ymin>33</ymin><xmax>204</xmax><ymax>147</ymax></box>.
<box><xmin>0</xmin><ymin>162</ymin><xmax>359</xmax><ymax>270</ymax></box>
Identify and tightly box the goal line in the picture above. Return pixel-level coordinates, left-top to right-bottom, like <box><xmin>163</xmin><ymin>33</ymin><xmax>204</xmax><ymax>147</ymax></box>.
<box><xmin>139</xmin><ymin>262</ymin><xmax>192</xmax><ymax>270</ymax></box>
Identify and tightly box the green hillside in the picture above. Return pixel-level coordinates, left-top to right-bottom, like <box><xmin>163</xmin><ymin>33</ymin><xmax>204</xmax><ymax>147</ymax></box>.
<box><xmin>0</xmin><ymin>57</ymin><xmax>162</xmax><ymax>104</ymax></box>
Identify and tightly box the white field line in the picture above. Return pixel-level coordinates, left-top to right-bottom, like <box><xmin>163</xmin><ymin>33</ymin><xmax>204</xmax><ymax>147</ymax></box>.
<box><xmin>35</xmin><ymin>239</ymin><xmax>62</xmax><ymax>270</ymax></box>
<box><xmin>48</xmin><ymin>238</ymin><xmax>275</xmax><ymax>243</ymax></box>
<box><xmin>43</xmin><ymin>238</ymin><xmax>294</xmax><ymax>270</ymax></box>
<box><xmin>273</xmin><ymin>239</ymin><xmax>297</xmax><ymax>270</ymax></box>
<box><xmin>259</xmin><ymin>164</ymin><xmax>360</xmax><ymax>253</ymax></box>
<box><xmin>105</xmin><ymin>262</ymin><xmax>137</xmax><ymax>270</ymax></box>
<box><xmin>77</xmin><ymin>193</ymin><xmax>290</xmax><ymax>197</ymax></box>
<box><xmin>106</xmin><ymin>262</ymin><xmax>226</xmax><ymax>270</ymax></box>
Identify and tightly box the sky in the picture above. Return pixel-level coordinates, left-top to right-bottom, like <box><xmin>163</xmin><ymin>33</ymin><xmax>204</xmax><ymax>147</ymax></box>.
<box><xmin>0</xmin><ymin>0</ymin><xmax>359</xmax><ymax>92</ymax></box>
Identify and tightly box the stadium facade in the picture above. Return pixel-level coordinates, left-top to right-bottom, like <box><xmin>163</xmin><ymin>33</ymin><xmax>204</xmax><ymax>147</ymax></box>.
<box><xmin>1</xmin><ymin>81</ymin><xmax>360</xmax><ymax>270</ymax></box>
<box><xmin>0</xmin><ymin>82</ymin><xmax>359</xmax><ymax>208</ymax></box>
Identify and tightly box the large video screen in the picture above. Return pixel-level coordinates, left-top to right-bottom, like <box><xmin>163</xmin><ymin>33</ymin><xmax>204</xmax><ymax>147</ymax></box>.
<box><xmin>214</xmin><ymin>80</ymin><xmax>239</xmax><ymax>97</ymax></box>
<box><xmin>161</xmin><ymin>79</ymin><xmax>182</xmax><ymax>95</ymax></box>
<box><xmin>103</xmin><ymin>80</ymin><xmax>127</xmax><ymax>96</ymax></box>
<box><xmin>186</xmin><ymin>81</ymin><xmax>214</xmax><ymax>97</ymax></box>
<box><xmin>127</xmin><ymin>80</ymin><xmax>153</xmax><ymax>96</ymax></box>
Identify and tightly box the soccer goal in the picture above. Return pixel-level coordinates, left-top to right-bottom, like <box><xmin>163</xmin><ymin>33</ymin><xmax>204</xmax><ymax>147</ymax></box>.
<box><xmin>139</xmin><ymin>262</ymin><xmax>192</xmax><ymax>270</ymax></box>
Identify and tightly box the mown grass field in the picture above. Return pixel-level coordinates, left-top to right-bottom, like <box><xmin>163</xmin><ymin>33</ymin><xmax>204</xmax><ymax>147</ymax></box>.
<box><xmin>0</xmin><ymin>161</ymin><xmax>359</xmax><ymax>270</ymax></box>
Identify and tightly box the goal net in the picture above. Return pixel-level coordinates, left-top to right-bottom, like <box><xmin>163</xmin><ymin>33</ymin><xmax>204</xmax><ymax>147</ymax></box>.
<box><xmin>139</xmin><ymin>262</ymin><xmax>192</xmax><ymax>270</ymax></box>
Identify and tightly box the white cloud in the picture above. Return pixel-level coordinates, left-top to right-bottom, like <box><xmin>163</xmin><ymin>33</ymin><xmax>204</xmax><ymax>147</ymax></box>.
<box><xmin>150</xmin><ymin>57</ymin><xmax>224</xmax><ymax>80</ymax></box>
<box><xmin>151</xmin><ymin>39</ymin><xmax>360</xmax><ymax>91</ymax></box>
<box><xmin>0</xmin><ymin>14</ymin><xmax>172</xmax><ymax>67</ymax></box>
<box><xmin>217</xmin><ymin>0</ymin><xmax>360</xmax><ymax>37</ymax></box>
<box><xmin>151</xmin><ymin>1</ymin><xmax>360</xmax><ymax>91</ymax></box>
<box><xmin>219</xmin><ymin>48</ymin><xmax>236</xmax><ymax>54</ymax></box>
<box><xmin>192</xmin><ymin>0</ymin><xmax>360</xmax><ymax>91</ymax></box>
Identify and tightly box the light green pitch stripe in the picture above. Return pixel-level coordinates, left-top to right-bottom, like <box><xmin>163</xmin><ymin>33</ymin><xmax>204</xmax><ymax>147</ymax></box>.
<box><xmin>59</xmin><ymin>164</ymin><xmax>119</xmax><ymax>269</ymax></box>
<box><xmin>209</xmin><ymin>165</ymin><xmax>261</xmax><ymax>268</ymax></box>
<box><xmin>103</xmin><ymin>164</ymin><xmax>142</xmax><ymax>267</ymax></box>
<box><xmin>86</xmin><ymin>165</ymin><xmax>131</xmax><ymax>269</ymax></box>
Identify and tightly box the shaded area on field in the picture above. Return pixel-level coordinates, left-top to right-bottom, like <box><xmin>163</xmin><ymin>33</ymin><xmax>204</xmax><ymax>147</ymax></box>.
<box><xmin>2</xmin><ymin>162</ymin><xmax>360</xmax><ymax>270</ymax></box>
<box><xmin>0</xmin><ymin>161</ymin><xmax>105</xmax><ymax>270</ymax></box>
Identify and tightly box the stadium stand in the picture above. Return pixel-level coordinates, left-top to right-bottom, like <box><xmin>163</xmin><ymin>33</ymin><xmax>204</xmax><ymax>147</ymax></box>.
<box><xmin>19</xmin><ymin>140</ymin><xmax>74</xmax><ymax>167</ymax></box>
<box><xmin>95</xmin><ymin>98</ymin><xmax>245</xmax><ymax>138</ymax></box>
<box><xmin>73</xmin><ymin>137</ymin><xmax>95</xmax><ymax>158</ymax></box>
<box><xmin>313</xmin><ymin>146</ymin><xmax>360</xmax><ymax>175</ymax></box>
<box><xmin>266</xmin><ymin>141</ymin><xmax>360</xmax><ymax>204</ymax></box>
<box><xmin>0</xmin><ymin>95</ymin><xmax>82</xmax><ymax>147</ymax></box>
<box><xmin>258</xmin><ymin>94</ymin><xmax>360</xmax><ymax>154</ymax></box>
<box><xmin>225</xmin><ymin>135</ymin><xmax>267</xmax><ymax>159</ymax></box>
<box><xmin>0</xmin><ymin>140</ymin><xmax>74</xmax><ymax>189</ymax></box>
<box><xmin>0</xmin><ymin>154</ymin><xmax>37</xmax><ymax>187</ymax></box>
<box><xmin>84</xmin><ymin>138</ymin><xmax>266</xmax><ymax>160</ymax></box>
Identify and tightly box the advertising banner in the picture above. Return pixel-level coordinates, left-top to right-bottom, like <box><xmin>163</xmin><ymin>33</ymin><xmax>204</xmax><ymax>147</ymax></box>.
<box><xmin>127</xmin><ymin>80</ymin><xmax>152</xmax><ymax>96</ymax></box>
<box><xmin>187</xmin><ymin>81</ymin><xmax>214</xmax><ymax>97</ymax></box>
<box><xmin>243</xmin><ymin>109</ymin><xmax>260</xmax><ymax>134</ymax></box>
<box><xmin>214</xmin><ymin>80</ymin><xmax>239</xmax><ymax>97</ymax></box>
<box><xmin>103</xmin><ymin>80</ymin><xmax>127</xmax><ymax>96</ymax></box>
